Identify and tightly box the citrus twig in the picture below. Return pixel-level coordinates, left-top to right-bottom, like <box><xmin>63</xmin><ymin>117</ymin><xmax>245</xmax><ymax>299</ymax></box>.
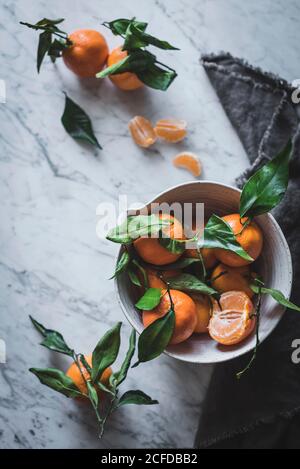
<box><xmin>236</xmin><ymin>287</ymin><xmax>262</xmax><ymax>379</ymax></box>
<box><xmin>72</xmin><ymin>352</ymin><xmax>103</xmax><ymax>427</ymax></box>
<box><xmin>237</xmin><ymin>217</ymin><xmax>251</xmax><ymax>235</ymax></box>
<box><xmin>99</xmin><ymin>394</ymin><xmax>118</xmax><ymax>438</ymax></box>
<box><xmin>209</xmin><ymin>270</ymin><xmax>228</xmax><ymax>284</ymax></box>
<box><xmin>196</xmin><ymin>246</ymin><xmax>206</xmax><ymax>280</ymax></box>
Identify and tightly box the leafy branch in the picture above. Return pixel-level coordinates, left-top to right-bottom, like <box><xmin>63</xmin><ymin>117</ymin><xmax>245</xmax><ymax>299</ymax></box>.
<box><xmin>29</xmin><ymin>317</ymin><xmax>157</xmax><ymax>437</ymax></box>
<box><xmin>236</xmin><ymin>283</ymin><xmax>262</xmax><ymax>379</ymax></box>
<box><xmin>133</xmin><ymin>284</ymin><xmax>175</xmax><ymax>367</ymax></box>
<box><xmin>97</xmin><ymin>17</ymin><xmax>179</xmax><ymax>90</ymax></box>
<box><xmin>236</xmin><ymin>274</ymin><xmax>300</xmax><ymax>378</ymax></box>
<box><xmin>20</xmin><ymin>18</ymin><xmax>71</xmax><ymax>72</ymax></box>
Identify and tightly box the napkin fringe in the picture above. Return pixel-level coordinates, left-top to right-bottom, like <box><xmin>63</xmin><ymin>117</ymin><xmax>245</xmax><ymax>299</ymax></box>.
<box><xmin>201</xmin><ymin>52</ymin><xmax>293</xmax><ymax>94</ymax></box>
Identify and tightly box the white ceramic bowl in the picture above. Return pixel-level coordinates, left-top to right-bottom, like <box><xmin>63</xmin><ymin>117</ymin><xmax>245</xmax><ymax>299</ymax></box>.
<box><xmin>115</xmin><ymin>181</ymin><xmax>293</xmax><ymax>364</ymax></box>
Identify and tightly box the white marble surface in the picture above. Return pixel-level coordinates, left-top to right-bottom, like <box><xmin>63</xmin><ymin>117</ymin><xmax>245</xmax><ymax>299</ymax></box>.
<box><xmin>1</xmin><ymin>0</ymin><xmax>299</xmax><ymax>449</ymax></box>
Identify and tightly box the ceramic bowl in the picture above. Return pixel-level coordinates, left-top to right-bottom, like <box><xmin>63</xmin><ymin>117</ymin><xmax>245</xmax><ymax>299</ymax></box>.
<box><xmin>115</xmin><ymin>181</ymin><xmax>293</xmax><ymax>364</ymax></box>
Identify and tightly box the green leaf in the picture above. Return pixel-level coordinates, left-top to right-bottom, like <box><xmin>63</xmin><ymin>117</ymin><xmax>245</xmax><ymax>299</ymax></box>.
<box><xmin>123</xmin><ymin>22</ymin><xmax>179</xmax><ymax>51</ymax></box>
<box><xmin>103</xmin><ymin>18</ymin><xmax>148</xmax><ymax>36</ymax></box>
<box><xmin>203</xmin><ymin>214</ymin><xmax>253</xmax><ymax>261</ymax></box>
<box><xmin>111</xmin><ymin>250</ymin><xmax>130</xmax><ymax>279</ymax></box>
<box><xmin>110</xmin><ymin>329</ymin><xmax>136</xmax><ymax>388</ymax></box>
<box><xmin>240</xmin><ymin>140</ymin><xmax>292</xmax><ymax>218</ymax></box>
<box><xmin>29</xmin><ymin>316</ymin><xmax>73</xmax><ymax>356</ymax></box>
<box><xmin>106</xmin><ymin>214</ymin><xmax>172</xmax><ymax>244</ymax></box>
<box><xmin>61</xmin><ymin>93</ymin><xmax>102</xmax><ymax>149</ymax></box>
<box><xmin>29</xmin><ymin>367</ymin><xmax>83</xmax><ymax>397</ymax></box>
<box><xmin>78</xmin><ymin>354</ymin><xmax>92</xmax><ymax>374</ymax></box>
<box><xmin>167</xmin><ymin>273</ymin><xmax>217</xmax><ymax>296</ymax></box>
<box><xmin>36</xmin><ymin>18</ymin><xmax>65</xmax><ymax>29</ymax></box>
<box><xmin>20</xmin><ymin>18</ymin><xmax>66</xmax><ymax>32</ymax></box>
<box><xmin>96</xmin><ymin>29</ymin><xmax>178</xmax><ymax>90</ymax></box>
<box><xmin>136</xmin><ymin>63</ymin><xmax>177</xmax><ymax>91</ymax></box>
<box><xmin>132</xmin><ymin>260</ymin><xmax>148</xmax><ymax>288</ymax></box>
<box><xmin>117</xmin><ymin>390</ymin><xmax>158</xmax><ymax>408</ymax></box>
<box><xmin>48</xmin><ymin>38</ymin><xmax>68</xmax><ymax>62</ymax></box>
<box><xmin>37</xmin><ymin>31</ymin><xmax>52</xmax><ymax>72</ymax></box>
<box><xmin>86</xmin><ymin>381</ymin><xmax>98</xmax><ymax>408</ymax></box>
<box><xmin>128</xmin><ymin>268</ymin><xmax>142</xmax><ymax>287</ymax></box>
<box><xmin>91</xmin><ymin>322</ymin><xmax>122</xmax><ymax>383</ymax></box>
<box><xmin>158</xmin><ymin>237</ymin><xmax>185</xmax><ymax>254</ymax></box>
<box><xmin>251</xmin><ymin>284</ymin><xmax>300</xmax><ymax>312</ymax></box>
<box><xmin>96</xmin><ymin>49</ymin><xmax>156</xmax><ymax>79</ymax></box>
<box><xmin>20</xmin><ymin>19</ymin><xmax>70</xmax><ymax>71</ymax></box>
<box><xmin>134</xmin><ymin>308</ymin><xmax>175</xmax><ymax>365</ymax></box>
<box><xmin>80</xmin><ymin>350</ymin><xmax>113</xmax><ymax>396</ymax></box>
<box><xmin>135</xmin><ymin>288</ymin><xmax>162</xmax><ymax>310</ymax></box>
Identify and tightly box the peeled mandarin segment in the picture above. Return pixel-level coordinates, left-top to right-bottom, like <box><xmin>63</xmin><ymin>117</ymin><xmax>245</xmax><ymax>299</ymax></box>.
<box><xmin>208</xmin><ymin>291</ymin><xmax>255</xmax><ymax>346</ymax></box>
<box><xmin>173</xmin><ymin>152</ymin><xmax>202</xmax><ymax>177</ymax></box>
<box><xmin>128</xmin><ymin>116</ymin><xmax>157</xmax><ymax>148</ymax></box>
<box><xmin>154</xmin><ymin>119</ymin><xmax>187</xmax><ymax>142</ymax></box>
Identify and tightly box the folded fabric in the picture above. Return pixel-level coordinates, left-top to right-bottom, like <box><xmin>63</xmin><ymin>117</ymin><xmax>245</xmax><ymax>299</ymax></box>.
<box><xmin>195</xmin><ymin>53</ymin><xmax>300</xmax><ymax>449</ymax></box>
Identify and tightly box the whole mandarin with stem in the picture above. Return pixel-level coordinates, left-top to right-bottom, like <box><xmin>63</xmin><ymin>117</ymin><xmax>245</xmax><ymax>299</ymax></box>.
<box><xmin>214</xmin><ymin>214</ymin><xmax>263</xmax><ymax>267</ymax></box>
<box><xmin>133</xmin><ymin>214</ymin><xmax>185</xmax><ymax>266</ymax></box>
<box><xmin>62</xmin><ymin>29</ymin><xmax>109</xmax><ymax>78</ymax></box>
<box><xmin>211</xmin><ymin>263</ymin><xmax>254</xmax><ymax>299</ymax></box>
<box><xmin>142</xmin><ymin>289</ymin><xmax>197</xmax><ymax>345</ymax></box>
<box><xmin>146</xmin><ymin>269</ymin><xmax>181</xmax><ymax>289</ymax></box>
<box><xmin>66</xmin><ymin>354</ymin><xmax>112</xmax><ymax>397</ymax></box>
<box><xmin>186</xmin><ymin>247</ymin><xmax>217</xmax><ymax>269</ymax></box>
<box><xmin>185</xmin><ymin>221</ymin><xmax>217</xmax><ymax>269</ymax></box>
<box><xmin>106</xmin><ymin>46</ymin><xmax>144</xmax><ymax>90</ymax></box>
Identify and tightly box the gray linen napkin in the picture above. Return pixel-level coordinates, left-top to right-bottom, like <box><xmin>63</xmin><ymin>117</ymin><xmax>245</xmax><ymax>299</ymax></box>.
<box><xmin>195</xmin><ymin>53</ymin><xmax>300</xmax><ymax>449</ymax></box>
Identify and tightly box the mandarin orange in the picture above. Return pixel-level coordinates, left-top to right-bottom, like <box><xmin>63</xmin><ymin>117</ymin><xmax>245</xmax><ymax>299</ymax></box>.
<box><xmin>142</xmin><ymin>289</ymin><xmax>197</xmax><ymax>345</ymax></box>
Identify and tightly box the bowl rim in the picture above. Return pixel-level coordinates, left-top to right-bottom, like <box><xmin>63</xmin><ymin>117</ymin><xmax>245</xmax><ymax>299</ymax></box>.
<box><xmin>114</xmin><ymin>180</ymin><xmax>293</xmax><ymax>364</ymax></box>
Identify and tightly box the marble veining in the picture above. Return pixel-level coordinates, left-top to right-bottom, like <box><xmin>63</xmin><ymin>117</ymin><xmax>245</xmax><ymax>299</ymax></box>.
<box><xmin>0</xmin><ymin>0</ymin><xmax>299</xmax><ymax>449</ymax></box>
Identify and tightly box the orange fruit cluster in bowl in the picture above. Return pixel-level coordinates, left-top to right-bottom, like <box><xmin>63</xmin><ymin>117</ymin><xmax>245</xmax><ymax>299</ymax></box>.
<box><xmin>133</xmin><ymin>213</ymin><xmax>263</xmax><ymax>348</ymax></box>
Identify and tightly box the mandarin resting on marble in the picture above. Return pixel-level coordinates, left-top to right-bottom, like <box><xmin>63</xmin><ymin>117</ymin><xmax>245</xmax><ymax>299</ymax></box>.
<box><xmin>62</xmin><ymin>29</ymin><xmax>109</xmax><ymax>77</ymax></box>
<box><xmin>107</xmin><ymin>46</ymin><xmax>144</xmax><ymax>90</ymax></box>
<box><xmin>66</xmin><ymin>354</ymin><xmax>112</xmax><ymax>397</ymax></box>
